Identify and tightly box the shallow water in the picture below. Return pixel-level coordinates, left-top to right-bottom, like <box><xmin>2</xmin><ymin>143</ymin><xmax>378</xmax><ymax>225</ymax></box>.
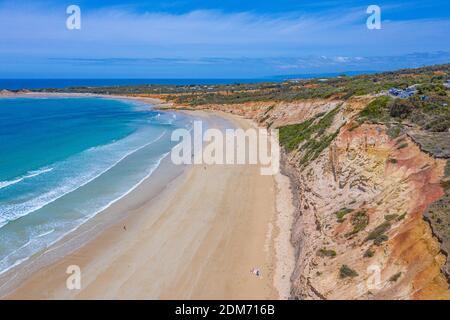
<box><xmin>0</xmin><ymin>97</ymin><xmax>191</xmax><ymax>274</ymax></box>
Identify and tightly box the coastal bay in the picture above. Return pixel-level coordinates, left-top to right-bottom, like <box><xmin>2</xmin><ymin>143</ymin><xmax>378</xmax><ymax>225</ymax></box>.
<box><xmin>0</xmin><ymin>98</ymin><xmax>294</xmax><ymax>299</ymax></box>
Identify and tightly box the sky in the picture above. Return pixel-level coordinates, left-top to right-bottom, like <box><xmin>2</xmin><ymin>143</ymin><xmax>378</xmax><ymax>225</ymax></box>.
<box><xmin>0</xmin><ymin>0</ymin><xmax>449</xmax><ymax>78</ymax></box>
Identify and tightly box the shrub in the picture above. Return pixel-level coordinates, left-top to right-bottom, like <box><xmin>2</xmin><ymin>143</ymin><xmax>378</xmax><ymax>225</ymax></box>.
<box><xmin>359</xmin><ymin>96</ymin><xmax>390</xmax><ymax>120</ymax></box>
<box><xmin>348</xmin><ymin>121</ymin><xmax>361</xmax><ymax>132</ymax></box>
<box><xmin>396</xmin><ymin>213</ymin><xmax>407</xmax><ymax>221</ymax></box>
<box><xmin>388</xmin><ymin>99</ymin><xmax>413</xmax><ymax>119</ymax></box>
<box><xmin>424</xmin><ymin>118</ymin><xmax>450</xmax><ymax>132</ymax></box>
<box><xmin>397</xmin><ymin>143</ymin><xmax>408</xmax><ymax>149</ymax></box>
<box><xmin>384</xmin><ymin>214</ymin><xmax>399</xmax><ymax>221</ymax></box>
<box><xmin>445</xmin><ymin>160</ymin><xmax>450</xmax><ymax>177</ymax></box>
<box><xmin>335</xmin><ymin>208</ymin><xmax>353</xmax><ymax>222</ymax></box>
<box><xmin>317</xmin><ymin>248</ymin><xmax>337</xmax><ymax>258</ymax></box>
<box><xmin>279</xmin><ymin>119</ymin><xmax>314</xmax><ymax>151</ymax></box>
<box><xmin>441</xmin><ymin>179</ymin><xmax>450</xmax><ymax>191</ymax></box>
<box><xmin>374</xmin><ymin>234</ymin><xmax>389</xmax><ymax>246</ymax></box>
<box><xmin>364</xmin><ymin>249</ymin><xmax>375</xmax><ymax>258</ymax></box>
<box><xmin>389</xmin><ymin>272</ymin><xmax>402</xmax><ymax>282</ymax></box>
<box><xmin>418</xmin><ymin>83</ymin><xmax>446</xmax><ymax>96</ymax></box>
<box><xmin>387</xmin><ymin>125</ymin><xmax>401</xmax><ymax>139</ymax></box>
<box><xmin>366</xmin><ymin>221</ymin><xmax>391</xmax><ymax>241</ymax></box>
<box><xmin>339</xmin><ymin>265</ymin><xmax>358</xmax><ymax>278</ymax></box>
<box><xmin>279</xmin><ymin>105</ymin><xmax>341</xmax><ymax>154</ymax></box>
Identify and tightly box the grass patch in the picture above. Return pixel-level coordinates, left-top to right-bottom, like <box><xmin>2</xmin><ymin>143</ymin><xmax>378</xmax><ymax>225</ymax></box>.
<box><xmin>339</xmin><ymin>265</ymin><xmax>358</xmax><ymax>278</ymax></box>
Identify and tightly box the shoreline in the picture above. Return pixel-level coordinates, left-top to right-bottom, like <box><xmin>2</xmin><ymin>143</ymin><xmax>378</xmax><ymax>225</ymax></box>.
<box><xmin>0</xmin><ymin>139</ymin><xmax>188</xmax><ymax>297</ymax></box>
<box><xmin>0</xmin><ymin>94</ymin><xmax>295</xmax><ymax>299</ymax></box>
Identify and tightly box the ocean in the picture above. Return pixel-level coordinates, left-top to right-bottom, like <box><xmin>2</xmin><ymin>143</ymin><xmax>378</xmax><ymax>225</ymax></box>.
<box><xmin>0</xmin><ymin>97</ymin><xmax>192</xmax><ymax>275</ymax></box>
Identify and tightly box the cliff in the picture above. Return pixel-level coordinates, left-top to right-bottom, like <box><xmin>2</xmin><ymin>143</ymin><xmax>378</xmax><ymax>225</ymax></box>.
<box><xmin>159</xmin><ymin>97</ymin><xmax>450</xmax><ymax>300</ymax></box>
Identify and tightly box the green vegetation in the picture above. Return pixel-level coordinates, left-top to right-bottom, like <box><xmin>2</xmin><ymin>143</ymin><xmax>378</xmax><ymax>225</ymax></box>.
<box><xmin>397</xmin><ymin>143</ymin><xmax>408</xmax><ymax>150</ymax></box>
<box><xmin>339</xmin><ymin>265</ymin><xmax>359</xmax><ymax>278</ymax></box>
<box><xmin>445</xmin><ymin>160</ymin><xmax>450</xmax><ymax>177</ymax></box>
<box><xmin>366</xmin><ymin>221</ymin><xmax>391</xmax><ymax>244</ymax></box>
<box><xmin>348</xmin><ymin>121</ymin><xmax>361</xmax><ymax>132</ymax></box>
<box><xmin>279</xmin><ymin>106</ymin><xmax>342</xmax><ymax>167</ymax></box>
<box><xmin>389</xmin><ymin>272</ymin><xmax>402</xmax><ymax>282</ymax></box>
<box><xmin>374</xmin><ymin>234</ymin><xmax>389</xmax><ymax>246</ymax></box>
<box><xmin>279</xmin><ymin>119</ymin><xmax>315</xmax><ymax>151</ymax></box>
<box><xmin>386</xmin><ymin>125</ymin><xmax>402</xmax><ymax>139</ymax></box>
<box><xmin>397</xmin><ymin>213</ymin><xmax>407</xmax><ymax>221</ymax></box>
<box><xmin>298</xmin><ymin>130</ymin><xmax>340</xmax><ymax>167</ymax></box>
<box><xmin>359</xmin><ymin>96</ymin><xmax>391</xmax><ymax>121</ymax></box>
<box><xmin>345</xmin><ymin>211</ymin><xmax>369</xmax><ymax>237</ymax></box>
<box><xmin>442</xmin><ymin>180</ymin><xmax>450</xmax><ymax>191</ymax></box>
<box><xmin>22</xmin><ymin>62</ymin><xmax>448</xmax><ymax>173</ymax></box>
<box><xmin>424</xmin><ymin>180</ymin><xmax>450</xmax><ymax>280</ymax></box>
<box><xmin>418</xmin><ymin>82</ymin><xmax>447</xmax><ymax>96</ymax></box>
<box><xmin>317</xmin><ymin>248</ymin><xmax>337</xmax><ymax>258</ymax></box>
<box><xmin>363</xmin><ymin>249</ymin><xmax>375</xmax><ymax>258</ymax></box>
<box><xmin>334</xmin><ymin>208</ymin><xmax>353</xmax><ymax>223</ymax></box>
<box><xmin>30</xmin><ymin>63</ymin><xmax>449</xmax><ymax>134</ymax></box>
<box><xmin>388</xmin><ymin>99</ymin><xmax>413</xmax><ymax>119</ymax></box>
<box><xmin>384</xmin><ymin>214</ymin><xmax>399</xmax><ymax>221</ymax></box>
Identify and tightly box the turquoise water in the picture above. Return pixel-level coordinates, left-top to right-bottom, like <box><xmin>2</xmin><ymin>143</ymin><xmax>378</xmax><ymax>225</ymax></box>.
<box><xmin>0</xmin><ymin>97</ymin><xmax>191</xmax><ymax>274</ymax></box>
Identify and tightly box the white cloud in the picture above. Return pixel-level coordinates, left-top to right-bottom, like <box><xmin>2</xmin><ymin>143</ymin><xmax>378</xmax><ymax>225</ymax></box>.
<box><xmin>0</xmin><ymin>1</ymin><xmax>449</xmax><ymax>77</ymax></box>
<box><xmin>0</xmin><ymin>2</ymin><xmax>449</xmax><ymax>60</ymax></box>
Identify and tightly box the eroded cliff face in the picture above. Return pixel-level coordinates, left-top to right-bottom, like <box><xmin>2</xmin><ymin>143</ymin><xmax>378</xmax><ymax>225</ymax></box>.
<box><xmin>160</xmin><ymin>97</ymin><xmax>450</xmax><ymax>299</ymax></box>
<box><xmin>287</xmin><ymin>121</ymin><xmax>448</xmax><ymax>300</ymax></box>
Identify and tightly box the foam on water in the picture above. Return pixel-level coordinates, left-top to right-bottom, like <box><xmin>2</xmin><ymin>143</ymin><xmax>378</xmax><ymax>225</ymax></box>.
<box><xmin>0</xmin><ymin>129</ymin><xmax>168</xmax><ymax>228</ymax></box>
<box><xmin>0</xmin><ymin>97</ymin><xmax>193</xmax><ymax>275</ymax></box>
<box><xmin>0</xmin><ymin>168</ymin><xmax>53</xmax><ymax>191</ymax></box>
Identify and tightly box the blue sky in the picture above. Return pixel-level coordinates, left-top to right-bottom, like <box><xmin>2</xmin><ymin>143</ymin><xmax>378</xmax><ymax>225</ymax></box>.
<box><xmin>0</xmin><ymin>0</ymin><xmax>449</xmax><ymax>78</ymax></box>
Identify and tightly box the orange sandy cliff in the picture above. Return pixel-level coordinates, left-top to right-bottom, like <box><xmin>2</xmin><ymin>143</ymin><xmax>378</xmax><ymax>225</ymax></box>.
<box><xmin>155</xmin><ymin>95</ymin><xmax>449</xmax><ymax>300</ymax></box>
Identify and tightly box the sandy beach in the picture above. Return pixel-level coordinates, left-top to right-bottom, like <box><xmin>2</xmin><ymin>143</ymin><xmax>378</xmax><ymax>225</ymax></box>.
<box><xmin>1</xmin><ymin>104</ymin><xmax>294</xmax><ymax>300</ymax></box>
